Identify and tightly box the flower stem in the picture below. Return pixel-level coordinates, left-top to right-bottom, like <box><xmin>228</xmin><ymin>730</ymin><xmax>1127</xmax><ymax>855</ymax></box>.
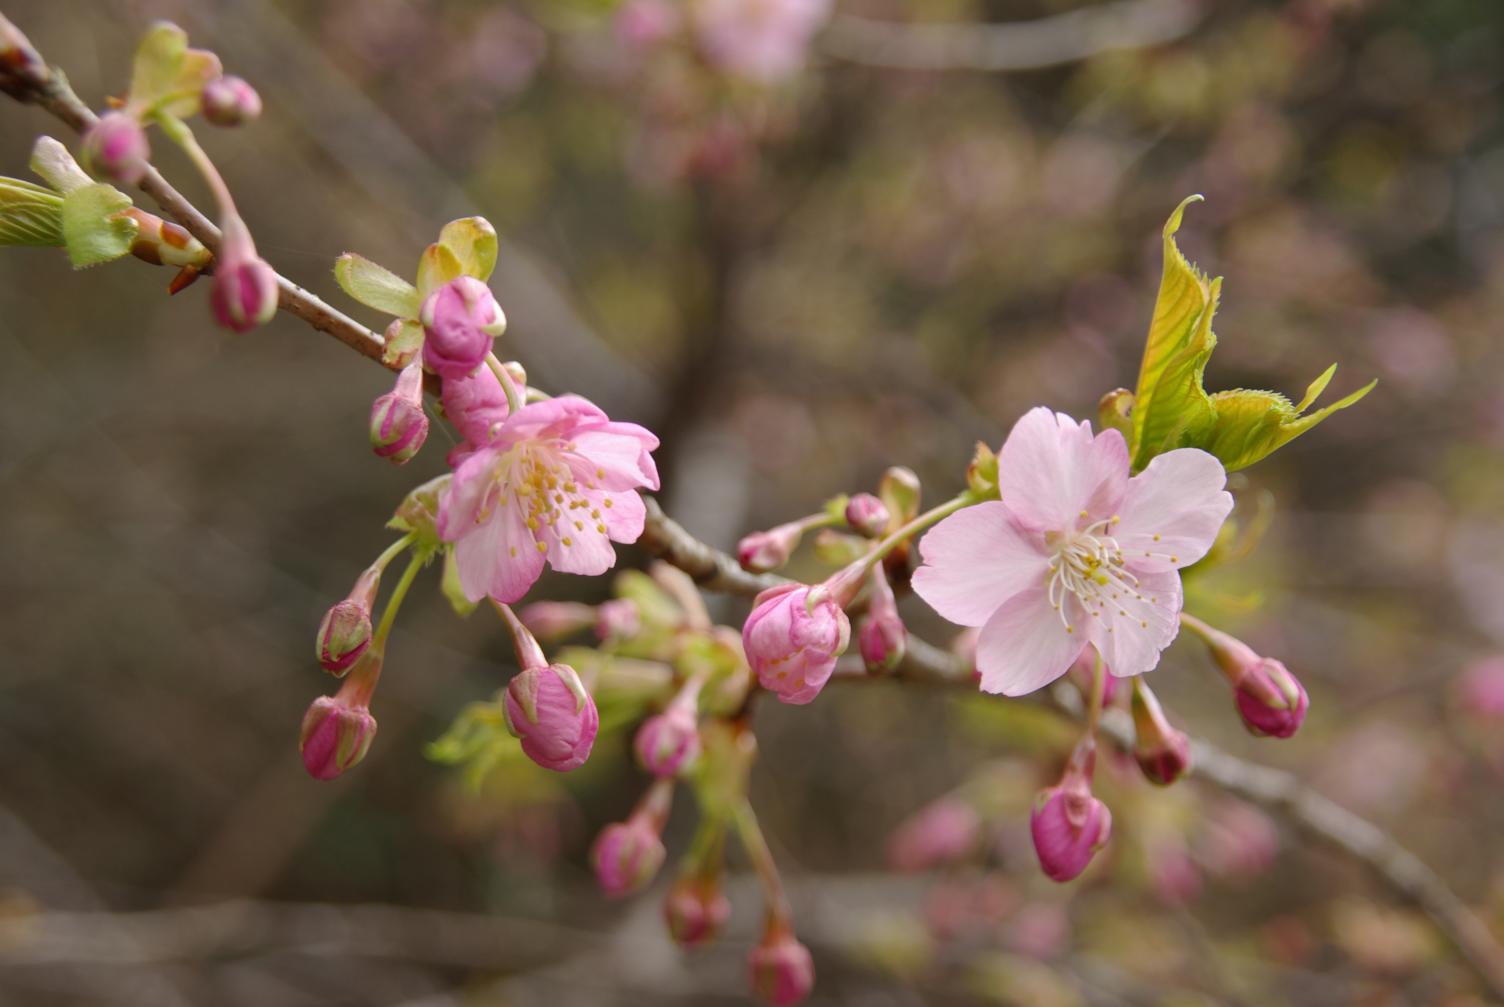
<box><xmin>1085</xmin><ymin>650</ymin><xmax>1107</xmax><ymax>736</ymax></box>
<box><xmin>486</xmin><ymin>353</ymin><xmax>524</xmax><ymax>415</ymax></box>
<box><xmin>490</xmin><ymin>599</ymin><xmax>548</xmax><ymax>671</ymax></box>
<box><xmin>815</xmin><ymin>490</ymin><xmax>977</xmax><ymax>607</ymax></box>
<box><xmin>370</xmin><ymin>532</ymin><xmax>415</xmax><ymax>576</ymax></box>
<box><xmin>371</xmin><ymin>551</ymin><xmax>424</xmax><ymax>651</ymax></box>
<box><xmin>733</xmin><ymin>798</ymin><xmax>792</xmax><ymax>928</ymax></box>
<box><xmin>152</xmin><ymin>111</ymin><xmax>240</xmax><ymax>226</ymax></box>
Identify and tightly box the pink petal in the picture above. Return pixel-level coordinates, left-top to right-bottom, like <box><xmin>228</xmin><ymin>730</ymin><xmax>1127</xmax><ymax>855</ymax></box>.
<box><xmin>912</xmin><ymin>502</ymin><xmax>1049</xmax><ymax>628</ymax></box>
<box><xmin>440</xmin><ymin>366</ymin><xmax>510</xmax><ymax>446</ymax></box>
<box><xmin>1086</xmin><ymin>568</ymin><xmax>1182</xmax><ymax>678</ymax></box>
<box><xmin>974</xmin><ymin>586</ymin><xmax>1087</xmax><ymax>696</ymax></box>
<box><xmin>570</xmin><ymin>423</ymin><xmax>662</xmax><ymax>492</ymax></box>
<box><xmin>454</xmin><ymin>503</ymin><xmax>546</xmax><ymax>604</ymax></box>
<box><xmin>497</xmin><ymin>394</ymin><xmax>607</xmax><ymax>447</ymax></box>
<box><xmin>598</xmin><ymin>488</ymin><xmax>647</xmax><ymax>541</ymax></box>
<box><xmin>1114</xmin><ymin>448</ymin><xmax>1233</xmax><ymax>573</ymax></box>
<box><xmin>437</xmin><ymin>446</ymin><xmax>503</xmax><ymax>539</ymax></box>
<box><xmin>540</xmin><ymin>513</ymin><xmax>618</xmax><ymax>576</ymax></box>
<box><xmin>997</xmin><ymin>408</ymin><xmax>1129</xmax><ymax>532</ymax></box>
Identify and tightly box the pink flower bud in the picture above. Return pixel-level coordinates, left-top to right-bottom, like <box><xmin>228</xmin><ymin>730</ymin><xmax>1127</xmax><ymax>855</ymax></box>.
<box><xmin>594</xmin><ymin>598</ymin><xmax>641</xmax><ymax>641</ymax></box>
<box><xmin>857</xmin><ymin>568</ymin><xmax>905</xmax><ymax>673</ymax></box>
<box><xmin>200</xmin><ymin>75</ymin><xmax>262</xmax><ymax>127</ymax></box>
<box><xmin>634</xmin><ymin>699</ymin><xmax>700</xmax><ymax>778</ymax></box>
<box><xmin>737</xmin><ymin>522</ymin><xmax>804</xmax><ymax>572</ymax></box>
<box><xmin>299</xmin><ymin>694</ymin><xmax>377</xmax><ymax>781</ymax></box>
<box><xmin>1131</xmin><ymin>680</ymin><xmax>1191</xmax><ymax>786</ymax></box>
<box><xmin>80</xmin><ymin>112</ymin><xmax>149</xmax><ymax>185</ymax></box>
<box><xmin>369</xmin><ymin>362</ymin><xmax>428</xmax><ymax>464</ymax></box>
<box><xmin>316</xmin><ymin>569</ymin><xmax>379</xmax><ymax>675</ymax></box>
<box><xmin>419</xmin><ymin>276</ymin><xmax>506</xmax><ymax>379</ymax></box>
<box><xmin>440</xmin><ymin>363</ymin><xmax>510</xmax><ymax>448</ymax></box>
<box><xmin>663</xmin><ymin>875</ymin><xmax>730</xmax><ymax>947</ymax></box>
<box><xmin>886</xmin><ymin>797</ymin><xmax>981</xmax><ymax>872</ymax></box>
<box><xmin>747</xmin><ymin>929</ymin><xmax>815</xmax><ymax>1007</ymax></box>
<box><xmin>844</xmin><ymin>493</ymin><xmax>890</xmax><ymax>536</ymax></box>
<box><xmin>1030</xmin><ymin>749</ymin><xmax>1112</xmax><ymax>883</ymax></box>
<box><xmin>517</xmin><ymin>601</ymin><xmax>597</xmax><ymax>642</ymax></box>
<box><xmin>742</xmin><ymin>583</ymin><xmax>850</xmax><ymax>705</ymax></box>
<box><xmin>210</xmin><ymin>241</ymin><xmax>279</xmax><ymax>332</ymax></box>
<box><xmin>591</xmin><ymin>817</ymin><xmax>666</xmax><ymax>897</ymax></box>
<box><xmin>1232</xmin><ymin>659</ymin><xmax>1308</xmax><ymax>739</ymax></box>
<box><xmin>502</xmin><ymin>663</ymin><xmax>599</xmax><ymax>772</ymax></box>
<box><xmin>1460</xmin><ymin>657</ymin><xmax>1504</xmax><ymax>719</ymax></box>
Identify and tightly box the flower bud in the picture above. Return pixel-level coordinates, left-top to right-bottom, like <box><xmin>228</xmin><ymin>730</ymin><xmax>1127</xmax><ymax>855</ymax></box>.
<box><xmin>595</xmin><ymin>598</ymin><xmax>641</xmax><ymax>641</ymax></box>
<box><xmin>1130</xmin><ymin>679</ymin><xmax>1191</xmax><ymax>786</ymax></box>
<box><xmin>747</xmin><ymin>929</ymin><xmax>815</xmax><ymax>1007</ymax></box>
<box><xmin>316</xmin><ymin>569</ymin><xmax>379</xmax><ymax>675</ymax></box>
<box><xmin>419</xmin><ymin>275</ymin><xmax>505</xmax><ymax>379</ymax></box>
<box><xmin>887</xmin><ymin>797</ymin><xmax>981</xmax><ymax>872</ymax></box>
<box><xmin>80</xmin><ymin>112</ymin><xmax>149</xmax><ymax>186</ymax></box>
<box><xmin>591</xmin><ymin>815</ymin><xmax>666</xmax><ymax>897</ymax></box>
<box><xmin>634</xmin><ymin>698</ymin><xmax>700</xmax><ymax>778</ymax></box>
<box><xmin>857</xmin><ymin>568</ymin><xmax>906</xmax><ymax>674</ymax></box>
<box><xmin>1183</xmin><ymin>615</ymin><xmax>1309</xmax><ymax>739</ymax></box>
<box><xmin>664</xmin><ymin>875</ymin><xmax>730</xmax><ymax>947</ymax></box>
<box><xmin>210</xmin><ymin>241</ymin><xmax>279</xmax><ymax>332</ymax></box>
<box><xmin>1030</xmin><ymin>747</ymin><xmax>1111</xmax><ymax>883</ymax></box>
<box><xmin>844</xmin><ymin>493</ymin><xmax>890</xmax><ymax>537</ymax></box>
<box><xmin>502</xmin><ymin>662</ymin><xmax>599</xmax><ymax>772</ymax></box>
<box><xmin>742</xmin><ymin>583</ymin><xmax>850</xmax><ymax>705</ymax></box>
<box><xmin>200</xmin><ymin>75</ymin><xmax>262</xmax><ymax>127</ymax></box>
<box><xmin>299</xmin><ymin>693</ymin><xmax>377</xmax><ymax>781</ymax></box>
<box><xmin>369</xmin><ymin>362</ymin><xmax>428</xmax><ymax>464</ymax></box>
<box><xmin>737</xmin><ymin>522</ymin><xmax>804</xmax><ymax>572</ymax></box>
<box><xmin>878</xmin><ymin>466</ymin><xmax>921</xmax><ymax>526</ymax></box>
<box><xmin>439</xmin><ymin>362</ymin><xmax>510</xmax><ymax>449</ymax></box>
<box><xmin>517</xmin><ymin>600</ymin><xmax>597</xmax><ymax>642</ymax></box>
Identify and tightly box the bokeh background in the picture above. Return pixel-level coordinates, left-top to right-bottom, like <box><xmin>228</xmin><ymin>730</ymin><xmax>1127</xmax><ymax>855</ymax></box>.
<box><xmin>3</xmin><ymin>0</ymin><xmax>1504</xmax><ymax>1004</ymax></box>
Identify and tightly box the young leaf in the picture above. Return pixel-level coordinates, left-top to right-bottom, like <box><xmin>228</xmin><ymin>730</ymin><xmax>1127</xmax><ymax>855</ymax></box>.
<box><xmin>0</xmin><ymin>177</ymin><xmax>64</xmax><ymax>246</ymax></box>
<box><xmin>438</xmin><ymin>216</ymin><xmax>498</xmax><ymax>282</ymax></box>
<box><xmin>382</xmin><ymin>318</ymin><xmax>424</xmax><ymax>369</ymax></box>
<box><xmin>29</xmin><ymin>137</ymin><xmax>92</xmax><ymax>194</ymax></box>
<box><xmin>60</xmin><ymin>183</ymin><xmax>138</xmax><ymax>268</ymax></box>
<box><xmin>415</xmin><ymin>241</ymin><xmax>464</xmax><ymax>300</ymax></box>
<box><xmin>334</xmin><ymin>252</ymin><xmax>421</xmax><ymax>317</ymax></box>
<box><xmin>127</xmin><ymin>22</ymin><xmax>221</xmax><ymax>117</ymax></box>
<box><xmin>1202</xmin><ymin>374</ymin><xmax>1377</xmax><ymax>472</ymax></box>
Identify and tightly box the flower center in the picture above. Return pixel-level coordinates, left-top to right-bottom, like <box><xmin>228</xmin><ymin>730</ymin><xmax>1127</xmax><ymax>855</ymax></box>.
<box><xmin>1046</xmin><ymin>515</ymin><xmax>1144</xmax><ymax>634</ymax></box>
<box><xmin>477</xmin><ymin>441</ymin><xmax>610</xmax><ymax>554</ymax></box>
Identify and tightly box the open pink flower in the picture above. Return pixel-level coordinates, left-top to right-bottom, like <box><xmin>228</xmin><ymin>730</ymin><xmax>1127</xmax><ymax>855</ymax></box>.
<box><xmin>438</xmin><ymin>395</ymin><xmax>659</xmax><ymax>603</ymax></box>
<box><xmin>913</xmin><ymin>407</ymin><xmax>1233</xmax><ymax>696</ymax></box>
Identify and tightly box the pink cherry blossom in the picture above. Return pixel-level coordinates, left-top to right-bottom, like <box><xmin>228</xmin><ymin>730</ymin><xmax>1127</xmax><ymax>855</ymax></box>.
<box><xmin>912</xmin><ymin>407</ymin><xmax>1233</xmax><ymax>697</ymax></box>
<box><xmin>437</xmin><ymin>395</ymin><xmax>659</xmax><ymax>603</ymax></box>
<box><xmin>692</xmin><ymin>0</ymin><xmax>831</xmax><ymax>84</ymax></box>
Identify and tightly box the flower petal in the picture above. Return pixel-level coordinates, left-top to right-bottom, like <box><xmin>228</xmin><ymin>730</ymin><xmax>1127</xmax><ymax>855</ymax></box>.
<box><xmin>912</xmin><ymin>502</ymin><xmax>1049</xmax><ymax>628</ymax></box>
<box><xmin>1086</xmin><ymin>568</ymin><xmax>1182</xmax><ymax>678</ymax></box>
<box><xmin>539</xmin><ymin>510</ymin><xmax>618</xmax><ymax>576</ymax></box>
<box><xmin>1114</xmin><ymin>448</ymin><xmax>1233</xmax><ymax>573</ymax></box>
<box><xmin>974</xmin><ymin>586</ymin><xmax>1086</xmax><ymax>696</ymax></box>
<box><xmin>597</xmin><ymin>488</ymin><xmax>647</xmax><ymax>542</ymax></box>
<box><xmin>997</xmin><ymin>408</ymin><xmax>1130</xmax><ymax>532</ymax></box>
<box><xmin>437</xmin><ymin>446</ymin><xmax>502</xmax><ymax>540</ymax></box>
<box><xmin>570</xmin><ymin>422</ymin><xmax>662</xmax><ymax>492</ymax></box>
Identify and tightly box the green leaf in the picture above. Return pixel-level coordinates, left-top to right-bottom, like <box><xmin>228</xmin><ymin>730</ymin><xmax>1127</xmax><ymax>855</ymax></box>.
<box><xmin>334</xmin><ymin>252</ymin><xmax>421</xmax><ymax>317</ymax></box>
<box><xmin>29</xmin><ymin>137</ymin><xmax>92</xmax><ymax>194</ymax></box>
<box><xmin>128</xmin><ymin>22</ymin><xmax>221</xmax><ymax>117</ymax></box>
<box><xmin>415</xmin><ymin>241</ymin><xmax>463</xmax><ymax>300</ymax></box>
<box><xmin>438</xmin><ymin>216</ymin><xmax>498</xmax><ymax>281</ymax></box>
<box><xmin>0</xmin><ymin>177</ymin><xmax>65</xmax><ymax>246</ymax></box>
<box><xmin>1202</xmin><ymin>374</ymin><xmax>1377</xmax><ymax>472</ymax></box>
<box><xmin>382</xmin><ymin>318</ymin><xmax>424</xmax><ymax>369</ymax></box>
<box><xmin>60</xmin><ymin>183</ymin><xmax>138</xmax><ymax>268</ymax></box>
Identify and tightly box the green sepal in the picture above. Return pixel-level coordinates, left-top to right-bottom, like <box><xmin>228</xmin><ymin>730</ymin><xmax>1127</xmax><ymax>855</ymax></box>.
<box><xmin>965</xmin><ymin>441</ymin><xmax>1000</xmax><ymax>501</ymax></box>
<box><xmin>128</xmin><ymin>22</ymin><xmax>221</xmax><ymax>118</ymax></box>
<box><xmin>0</xmin><ymin>177</ymin><xmax>64</xmax><ymax>246</ymax></box>
<box><xmin>387</xmin><ymin>475</ymin><xmax>448</xmax><ymax>560</ymax></box>
<box><xmin>440</xmin><ymin>547</ymin><xmax>479</xmax><ymax>617</ymax></box>
<box><xmin>334</xmin><ymin>252</ymin><xmax>422</xmax><ymax>318</ymax></box>
<box><xmin>60</xmin><ymin>183</ymin><xmax>137</xmax><ymax>268</ymax></box>
<box><xmin>383</xmin><ymin>318</ymin><xmax>425</xmax><ymax>369</ymax></box>
<box><xmin>438</xmin><ymin>216</ymin><xmax>498</xmax><ymax>282</ymax></box>
<box><xmin>811</xmin><ymin>529</ymin><xmax>868</xmax><ymax>566</ymax></box>
<box><xmin>425</xmin><ymin>696</ymin><xmax>531</xmax><ymax>790</ymax></box>
<box><xmin>1201</xmin><ymin>371</ymin><xmax>1377</xmax><ymax>472</ymax></box>
<box><xmin>821</xmin><ymin>493</ymin><xmax>851</xmax><ymax>522</ymax></box>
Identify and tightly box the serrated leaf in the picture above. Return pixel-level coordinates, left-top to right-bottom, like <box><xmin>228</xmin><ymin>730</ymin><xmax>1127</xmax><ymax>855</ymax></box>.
<box><xmin>382</xmin><ymin>318</ymin><xmax>424</xmax><ymax>368</ymax></box>
<box><xmin>415</xmin><ymin>241</ymin><xmax>463</xmax><ymax>300</ymax></box>
<box><xmin>29</xmin><ymin>137</ymin><xmax>92</xmax><ymax>194</ymax></box>
<box><xmin>1202</xmin><ymin>375</ymin><xmax>1377</xmax><ymax>472</ymax></box>
<box><xmin>0</xmin><ymin>177</ymin><xmax>65</xmax><ymax>246</ymax></box>
<box><xmin>438</xmin><ymin>216</ymin><xmax>498</xmax><ymax>281</ymax></box>
<box><xmin>334</xmin><ymin>252</ymin><xmax>421</xmax><ymax>317</ymax></box>
<box><xmin>60</xmin><ymin>183</ymin><xmax>137</xmax><ymax>268</ymax></box>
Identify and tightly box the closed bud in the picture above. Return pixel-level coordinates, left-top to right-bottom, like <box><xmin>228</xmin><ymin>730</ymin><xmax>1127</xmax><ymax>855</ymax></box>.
<box><xmin>887</xmin><ymin>797</ymin><xmax>981</xmax><ymax>872</ymax></box>
<box><xmin>664</xmin><ymin>875</ymin><xmax>730</xmax><ymax>947</ymax></box>
<box><xmin>517</xmin><ymin>601</ymin><xmax>597</xmax><ymax>642</ymax></box>
<box><xmin>1066</xmin><ymin>649</ymin><xmax>1119</xmax><ymax>706</ymax></box>
<box><xmin>299</xmin><ymin>693</ymin><xmax>377</xmax><ymax>781</ymax></box>
<box><xmin>200</xmin><ymin>75</ymin><xmax>262</xmax><ymax>127</ymax></box>
<box><xmin>316</xmin><ymin>569</ymin><xmax>379</xmax><ymax>675</ymax></box>
<box><xmin>210</xmin><ymin>225</ymin><xmax>278</xmax><ymax>333</ymax></box>
<box><xmin>747</xmin><ymin>928</ymin><xmax>815</xmax><ymax>1007</ymax></box>
<box><xmin>595</xmin><ymin>598</ymin><xmax>641</xmax><ymax>641</ymax></box>
<box><xmin>80</xmin><ymin>112</ymin><xmax>150</xmax><ymax>186</ymax></box>
<box><xmin>369</xmin><ymin>362</ymin><xmax>428</xmax><ymax>464</ymax></box>
<box><xmin>1130</xmin><ymin>679</ymin><xmax>1191</xmax><ymax>785</ymax></box>
<box><xmin>591</xmin><ymin>783</ymin><xmax>672</xmax><ymax>898</ymax></box>
<box><xmin>1030</xmin><ymin>745</ymin><xmax>1111</xmax><ymax>883</ymax></box>
<box><xmin>843</xmin><ymin>493</ymin><xmax>889</xmax><ymax>537</ymax></box>
<box><xmin>857</xmin><ymin>567</ymin><xmax>905</xmax><ymax>674</ymax></box>
<box><xmin>634</xmin><ymin>697</ymin><xmax>700</xmax><ymax>778</ymax></box>
<box><xmin>742</xmin><ymin>583</ymin><xmax>850</xmax><ymax>705</ymax></box>
<box><xmin>502</xmin><ymin>663</ymin><xmax>599</xmax><ymax>772</ymax></box>
<box><xmin>1183</xmin><ymin>615</ymin><xmax>1308</xmax><ymax>739</ymax></box>
<box><xmin>420</xmin><ymin>275</ymin><xmax>505</xmax><ymax>379</ymax></box>
<box><xmin>737</xmin><ymin>522</ymin><xmax>804</xmax><ymax>572</ymax></box>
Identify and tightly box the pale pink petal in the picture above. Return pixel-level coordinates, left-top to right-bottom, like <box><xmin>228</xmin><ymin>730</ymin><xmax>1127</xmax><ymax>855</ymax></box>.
<box><xmin>1114</xmin><ymin>448</ymin><xmax>1233</xmax><ymax>573</ymax></box>
<box><xmin>1086</xmin><ymin>569</ymin><xmax>1182</xmax><ymax>678</ymax></box>
<box><xmin>912</xmin><ymin>502</ymin><xmax>1049</xmax><ymax>628</ymax></box>
<box><xmin>570</xmin><ymin>424</ymin><xmax>661</xmax><ymax>491</ymax></box>
<box><xmin>485</xmin><ymin>500</ymin><xmax>548</xmax><ymax>603</ymax></box>
<box><xmin>974</xmin><ymin>587</ymin><xmax>1087</xmax><ymax>697</ymax></box>
<box><xmin>437</xmin><ymin>446</ymin><xmax>503</xmax><ymax>539</ymax></box>
<box><xmin>539</xmin><ymin>513</ymin><xmax>617</xmax><ymax>576</ymax></box>
<box><xmin>597</xmin><ymin>488</ymin><xmax>647</xmax><ymax>541</ymax></box>
<box><xmin>997</xmin><ymin>408</ymin><xmax>1129</xmax><ymax>532</ymax></box>
<box><xmin>498</xmin><ymin>395</ymin><xmax>607</xmax><ymax>447</ymax></box>
<box><xmin>441</xmin><ymin>366</ymin><xmax>509</xmax><ymax>446</ymax></box>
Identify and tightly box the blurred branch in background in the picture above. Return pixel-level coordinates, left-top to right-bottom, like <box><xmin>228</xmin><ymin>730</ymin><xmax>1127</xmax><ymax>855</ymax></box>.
<box><xmin>823</xmin><ymin>0</ymin><xmax>1204</xmax><ymax>72</ymax></box>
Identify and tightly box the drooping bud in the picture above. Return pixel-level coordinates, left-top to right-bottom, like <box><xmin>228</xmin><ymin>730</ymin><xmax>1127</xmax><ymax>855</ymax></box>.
<box><xmin>419</xmin><ymin>275</ymin><xmax>505</xmax><ymax>379</ymax></box>
<box><xmin>886</xmin><ymin>797</ymin><xmax>981</xmax><ymax>872</ymax></box>
<box><xmin>844</xmin><ymin>493</ymin><xmax>890</xmax><ymax>537</ymax></box>
<box><xmin>1182</xmin><ymin>615</ymin><xmax>1308</xmax><ymax>738</ymax></box>
<box><xmin>737</xmin><ymin>521</ymin><xmax>806</xmax><ymax>573</ymax></box>
<box><xmin>747</xmin><ymin>926</ymin><xmax>816</xmax><ymax>1007</ymax></box>
<box><xmin>634</xmin><ymin>687</ymin><xmax>701</xmax><ymax>778</ymax></box>
<box><xmin>517</xmin><ymin>600</ymin><xmax>597</xmax><ymax>642</ymax></box>
<box><xmin>200</xmin><ymin>75</ymin><xmax>262</xmax><ymax>127</ymax></box>
<box><xmin>1130</xmin><ymin>678</ymin><xmax>1191</xmax><ymax>785</ymax></box>
<box><xmin>1030</xmin><ymin>743</ymin><xmax>1112</xmax><ymax>883</ymax></box>
<box><xmin>210</xmin><ymin>220</ymin><xmax>278</xmax><ymax>332</ymax></box>
<box><xmin>664</xmin><ymin>874</ymin><xmax>731</xmax><ymax>947</ymax></box>
<box><xmin>502</xmin><ymin>663</ymin><xmax>599</xmax><ymax>772</ymax></box>
<box><xmin>316</xmin><ymin>568</ymin><xmax>380</xmax><ymax>675</ymax></box>
<box><xmin>591</xmin><ymin>780</ymin><xmax>672</xmax><ymax>897</ymax></box>
<box><xmin>369</xmin><ymin>362</ymin><xmax>428</xmax><ymax>463</ymax></box>
<box><xmin>857</xmin><ymin>566</ymin><xmax>906</xmax><ymax>674</ymax></box>
<box><xmin>595</xmin><ymin>598</ymin><xmax>641</xmax><ymax>641</ymax></box>
<box><xmin>742</xmin><ymin>582</ymin><xmax>851</xmax><ymax>705</ymax></box>
<box><xmin>299</xmin><ymin>651</ymin><xmax>382</xmax><ymax>781</ymax></box>
<box><xmin>80</xmin><ymin>112</ymin><xmax>150</xmax><ymax>186</ymax></box>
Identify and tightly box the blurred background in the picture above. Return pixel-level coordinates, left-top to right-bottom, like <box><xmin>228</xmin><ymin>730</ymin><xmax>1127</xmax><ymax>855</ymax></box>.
<box><xmin>2</xmin><ymin>0</ymin><xmax>1503</xmax><ymax>1004</ymax></box>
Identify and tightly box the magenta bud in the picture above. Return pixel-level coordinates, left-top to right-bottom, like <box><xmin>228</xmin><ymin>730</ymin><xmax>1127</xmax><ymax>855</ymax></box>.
<box><xmin>1233</xmin><ymin>659</ymin><xmax>1309</xmax><ymax>739</ymax></box>
<box><xmin>664</xmin><ymin>875</ymin><xmax>731</xmax><ymax>947</ymax></box>
<box><xmin>80</xmin><ymin>111</ymin><xmax>149</xmax><ymax>185</ymax></box>
<box><xmin>594</xmin><ymin>598</ymin><xmax>641</xmax><ymax>641</ymax></box>
<box><xmin>747</xmin><ymin>930</ymin><xmax>815</xmax><ymax>1007</ymax></box>
<box><xmin>316</xmin><ymin>570</ymin><xmax>379</xmax><ymax>675</ymax></box>
<box><xmin>887</xmin><ymin>797</ymin><xmax>981</xmax><ymax>872</ymax></box>
<box><xmin>844</xmin><ymin>493</ymin><xmax>890</xmax><ymax>536</ymax></box>
<box><xmin>737</xmin><ymin>522</ymin><xmax>805</xmax><ymax>573</ymax></box>
<box><xmin>369</xmin><ymin>362</ymin><xmax>428</xmax><ymax>464</ymax></box>
<box><xmin>591</xmin><ymin>817</ymin><xmax>666</xmax><ymax>897</ymax></box>
<box><xmin>634</xmin><ymin>700</ymin><xmax>700</xmax><ymax>778</ymax></box>
<box><xmin>1030</xmin><ymin>752</ymin><xmax>1112</xmax><ymax>883</ymax></box>
<box><xmin>200</xmin><ymin>75</ymin><xmax>262</xmax><ymax>127</ymax></box>
<box><xmin>858</xmin><ymin>612</ymin><xmax>906</xmax><ymax>673</ymax></box>
<box><xmin>501</xmin><ymin>663</ymin><xmax>599</xmax><ymax>772</ymax></box>
<box><xmin>299</xmin><ymin>694</ymin><xmax>377</xmax><ymax>781</ymax></box>
<box><xmin>742</xmin><ymin>583</ymin><xmax>850</xmax><ymax>705</ymax></box>
<box><xmin>1131</xmin><ymin>680</ymin><xmax>1191</xmax><ymax>786</ymax></box>
<box><xmin>517</xmin><ymin>601</ymin><xmax>597</xmax><ymax>642</ymax></box>
<box><xmin>419</xmin><ymin>276</ymin><xmax>506</xmax><ymax>379</ymax></box>
<box><xmin>210</xmin><ymin>247</ymin><xmax>279</xmax><ymax>332</ymax></box>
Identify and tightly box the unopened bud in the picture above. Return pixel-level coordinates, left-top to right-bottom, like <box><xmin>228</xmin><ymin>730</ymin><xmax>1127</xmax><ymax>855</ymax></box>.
<box><xmin>595</xmin><ymin>598</ymin><xmax>641</xmax><ymax>641</ymax></box>
<box><xmin>299</xmin><ymin>692</ymin><xmax>377</xmax><ymax>781</ymax></box>
<box><xmin>878</xmin><ymin>466</ymin><xmax>921</xmax><ymax>526</ymax></box>
<box><xmin>210</xmin><ymin>222</ymin><xmax>278</xmax><ymax>332</ymax></box>
<box><xmin>369</xmin><ymin>362</ymin><xmax>428</xmax><ymax>464</ymax></box>
<box><xmin>664</xmin><ymin>875</ymin><xmax>730</xmax><ymax>947</ymax></box>
<box><xmin>80</xmin><ymin>112</ymin><xmax>150</xmax><ymax>186</ymax></box>
<box><xmin>1130</xmin><ymin>679</ymin><xmax>1191</xmax><ymax>785</ymax></box>
<box><xmin>857</xmin><ymin>568</ymin><xmax>905</xmax><ymax>674</ymax></box>
<box><xmin>200</xmin><ymin>75</ymin><xmax>262</xmax><ymax>127</ymax></box>
<box><xmin>1183</xmin><ymin>614</ymin><xmax>1308</xmax><ymax>738</ymax></box>
<box><xmin>502</xmin><ymin>663</ymin><xmax>599</xmax><ymax>772</ymax></box>
<box><xmin>737</xmin><ymin>521</ymin><xmax>804</xmax><ymax>572</ymax></box>
<box><xmin>633</xmin><ymin>696</ymin><xmax>700</xmax><ymax>778</ymax></box>
<box><xmin>966</xmin><ymin>441</ymin><xmax>999</xmax><ymax>500</ymax></box>
<box><xmin>747</xmin><ymin>928</ymin><xmax>815</xmax><ymax>1007</ymax></box>
<box><xmin>517</xmin><ymin>601</ymin><xmax>597</xmax><ymax>642</ymax></box>
<box><xmin>316</xmin><ymin>569</ymin><xmax>379</xmax><ymax>675</ymax></box>
<box><xmin>1030</xmin><ymin>744</ymin><xmax>1111</xmax><ymax>883</ymax></box>
<box><xmin>743</xmin><ymin>583</ymin><xmax>850</xmax><ymax>705</ymax></box>
<box><xmin>844</xmin><ymin>493</ymin><xmax>890</xmax><ymax>537</ymax></box>
<box><xmin>419</xmin><ymin>275</ymin><xmax>505</xmax><ymax>379</ymax></box>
